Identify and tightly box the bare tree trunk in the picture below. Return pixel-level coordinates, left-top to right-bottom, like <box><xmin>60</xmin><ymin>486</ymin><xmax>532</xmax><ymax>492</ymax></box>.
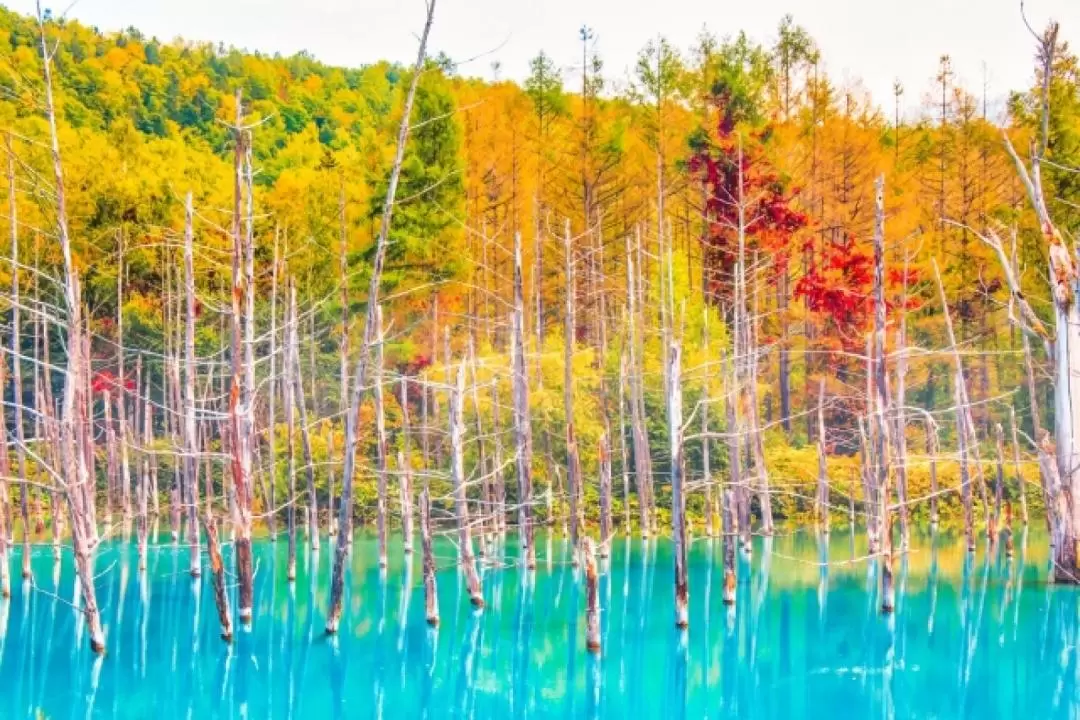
<box><xmin>894</xmin><ymin>262</ymin><xmax>910</xmax><ymax>550</ymax></box>
<box><xmin>871</xmin><ymin>176</ymin><xmax>895</xmax><ymax>614</ymax></box>
<box><xmin>1009</xmin><ymin>407</ymin><xmax>1029</xmax><ymax>526</ymax></box>
<box><xmin>420</xmin><ymin>486</ymin><xmax>439</xmax><ymax>626</ymax></box>
<box><xmin>511</xmin><ymin>233</ymin><xmax>536</xmax><ymax>568</ymax></box>
<box><xmin>723</xmin><ymin>350</ymin><xmax>749</xmax><ymax>555</ymax></box>
<box><xmin>267</xmin><ymin>228</ymin><xmax>280</xmax><ymax>538</ymax></box>
<box><xmin>816</xmin><ymin>379</ymin><xmax>829</xmax><ymax>533</ymax></box>
<box><xmin>490</xmin><ymin>378</ymin><xmax>506</xmax><ymax>535</ymax></box>
<box><xmin>563</xmin><ymin>220</ymin><xmax>582</xmax><ymax>562</ymax></box>
<box><xmin>584</xmin><ymin>537</ymin><xmax>600</xmax><ymax>652</ymax></box>
<box><xmin>37</xmin><ymin>2</ymin><xmax>104</xmax><ymax>653</ymax></box>
<box><xmin>374</xmin><ymin>305</ymin><xmax>389</xmax><ymax>569</ymax></box>
<box><xmin>205</xmin><ymin>518</ymin><xmax>234</xmax><ymax>642</ymax></box>
<box><xmin>327</xmin><ymin>0</ymin><xmax>436</xmax><ymax>634</ymax></box>
<box><xmin>399</xmin><ymin>379</ymin><xmax>415</xmax><ymax>554</ymax></box>
<box><xmin>926</xmin><ymin>420</ymin><xmax>940</xmax><ymax>527</ymax></box>
<box><xmin>618</xmin><ymin>348</ymin><xmax>631</xmax><ymax>536</ymax></box>
<box><xmin>7</xmin><ymin>152</ymin><xmax>30</xmax><ymax>580</ymax></box>
<box><xmin>467</xmin><ymin>336</ymin><xmax>491</xmax><ymax>556</ymax></box>
<box><xmin>933</xmin><ymin>260</ymin><xmax>975</xmax><ymax>552</ymax></box>
<box><xmin>702</xmin><ymin>309</ymin><xmax>714</xmax><ymax>538</ymax></box>
<box><xmin>668</xmin><ymin>341</ymin><xmax>688</xmax><ymax>628</ymax></box>
<box><xmin>284</xmin><ymin>280</ymin><xmax>298</xmax><ymax>581</ymax></box>
<box><xmin>598</xmin><ymin>432</ymin><xmax>612</xmax><ymax>558</ymax></box>
<box><xmin>0</xmin><ymin>348</ymin><xmax>10</xmax><ymax>597</ymax></box>
<box><xmin>625</xmin><ymin>238</ymin><xmax>651</xmax><ymax>539</ymax></box>
<box><xmin>993</xmin><ymin>423</ymin><xmax>1007</xmax><ymax>542</ymax></box>
<box><xmin>178</xmin><ymin>199</ymin><xmax>202</xmax><ymax>585</ymax></box>
<box><xmin>138</xmin><ymin>370</ymin><xmax>151</xmax><ymax>571</ymax></box>
<box><xmin>290</xmin><ymin>297</ymin><xmax>319</xmax><ymax>551</ymax></box>
<box><xmin>450</xmin><ymin>364</ymin><xmax>484</xmax><ymax>608</ymax></box>
<box><xmin>722</xmin><ymin>487</ymin><xmax>736</xmax><ymax>606</ymax></box>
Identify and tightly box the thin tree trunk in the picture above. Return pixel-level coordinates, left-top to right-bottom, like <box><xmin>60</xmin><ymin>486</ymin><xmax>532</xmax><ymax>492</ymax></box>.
<box><xmin>563</xmin><ymin>220</ymin><xmax>582</xmax><ymax>561</ymax></box>
<box><xmin>1009</xmin><ymin>407</ymin><xmax>1029</xmax><ymax>526</ymax></box>
<box><xmin>668</xmin><ymin>341</ymin><xmax>688</xmax><ymax>629</ymax></box>
<box><xmin>598</xmin><ymin>432</ymin><xmax>612</xmax><ymax>558</ymax></box>
<box><xmin>267</xmin><ymin>227</ymin><xmax>280</xmax><ymax>538</ymax></box>
<box><xmin>290</xmin><ymin>297</ymin><xmax>319</xmax><ymax>551</ymax></box>
<box><xmin>374</xmin><ymin>305</ymin><xmax>389</xmax><ymax>569</ymax></box>
<box><xmin>327</xmin><ymin>0</ymin><xmax>436</xmax><ymax>634</ymax></box>
<box><xmin>138</xmin><ymin>371</ymin><xmax>151</xmax><ymax>571</ymax></box>
<box><xmin>816</xmin><ymin>379</ymin><xmax>829</xmax><ymax>532</ymax></box>
<box><xmin>625</xmin><ymin>239</ymin><xmax>651</xmax><ymax>539</ymax></box>
<box><xmin>450</xmin><ymin>364</ymin><xmax>484</xmax><ymax>608</ymax></box>
<box><xmin>7</xmin><ymin>150</ymin><xmax>30</xmax><ymax>580</ymax></box>
<box><xmin>284</xmin><ymin>279</ymin><xmax>298</xmax><ymax>581</ymax></box>
<box><xmin>933</xmin><ymin>260</ymin><xmax>975</xmax><ymax>552</ymax></box>
<box><xmin>618</xmin><ymin>347</ymin><xmax>631</xmax><ymax>536</ymax></box>
<box><xmin>584</xmin><ymin>537</ymin><xmax>600</xmax><ymax>652</ymax></box>
<box><xmin>399</xmin><ymin>379</ymin><xmax>415</xmax><ymax>554</ymax></box>
<box><xmin>926</xmin><ymin>420</ymin><xmax>940</xmax><ymax>527</ymax></box>
<box><xmin>722</xmin><ymin>487</ymin><xmax>736</xmax><ymax>606</ymax></box>
<box><xmin>993</xmin><ymin>423</ymin><xmax>1007</xmax><ymax>542</ymax></box>
<box><xmin>511</xmin><ymin>232</ymin><xmax>536</xmax><ymax>569</ymax></box>
<box><xmin>420</xmin><ymin>486</ymin><xmax>439</xmax><ymax>626</ymax></box>
<box><xmin>37</xmin><ymin>3</ymin><xmax>105</xmax><ymax>652</ymax></box>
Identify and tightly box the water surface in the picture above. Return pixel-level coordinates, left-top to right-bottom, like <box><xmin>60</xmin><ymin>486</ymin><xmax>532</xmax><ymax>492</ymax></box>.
<box><xmin>0</xmin><ymin>528</ymin><xmax>1076</xmax><ymax>719</ymax></box>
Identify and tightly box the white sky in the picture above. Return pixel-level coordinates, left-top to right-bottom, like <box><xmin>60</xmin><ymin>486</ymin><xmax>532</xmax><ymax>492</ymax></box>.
<box><xmin>11</xmin><ymin>0</ymin><xmax>1080</xmax><ymax>118</ymax></box>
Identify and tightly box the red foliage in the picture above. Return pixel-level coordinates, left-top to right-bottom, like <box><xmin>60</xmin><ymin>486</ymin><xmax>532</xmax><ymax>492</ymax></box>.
<box><xmin>91</xmin><ymin>370</ymin><xmax>135</xmax><ymax>396</ymax></box>
<box><xmin>689</xmin><ymin>112</ymin><xmax>808</xmax><ymax>305</ymax></box>
<box><xmin>794</xmin><ymin>233</ymin><xmax>874</xmax><ymax>346</ymax></box>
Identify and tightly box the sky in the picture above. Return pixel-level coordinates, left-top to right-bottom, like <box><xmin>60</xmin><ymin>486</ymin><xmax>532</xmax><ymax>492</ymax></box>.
<box><xmin>9</xmin><ymin>0</ymin><xmax>1080</xmax><ymax>119</ymax></box>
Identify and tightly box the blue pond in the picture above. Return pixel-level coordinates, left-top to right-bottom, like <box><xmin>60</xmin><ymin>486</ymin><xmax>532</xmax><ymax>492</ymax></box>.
<box><xmin>0</xmin><ymin>528</ymin><xmax>1076</xmax><ymax>719</ymax></box>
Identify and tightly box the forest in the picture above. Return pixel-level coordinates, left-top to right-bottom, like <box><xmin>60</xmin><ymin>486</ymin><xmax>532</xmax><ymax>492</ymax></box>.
<box><xmin>0</xmin><ymin>0</ymin><xmax>1077</xmax><ymax>674</ymax></box>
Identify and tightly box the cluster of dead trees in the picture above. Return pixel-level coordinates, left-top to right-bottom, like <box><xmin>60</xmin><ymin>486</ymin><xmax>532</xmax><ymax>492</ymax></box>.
<box><xmin>0</xmin><ymin>2</ymin><xmax>1077</xmax><ymax>661</ymax></box>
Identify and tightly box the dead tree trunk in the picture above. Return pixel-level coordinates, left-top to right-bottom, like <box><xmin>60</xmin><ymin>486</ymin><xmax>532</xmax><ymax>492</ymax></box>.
<box><xmin>267</xmin><ymin>228</ymin><xmax>279</xmax><ymax>537</ymax></box>
<box><xmin>326</xmin><ymin>0</ymin><xmax>437</xmax><ymax>633</ymax></box>
<box><xmin>668</xmin><ymin>341</ymin><xmax>689</xmax><ymax>629</ymax></box>
<box><xmin>511</xmin><ymin>232</ymin><xmax>536</xmax><ymax>569</ymax></box>
<box><xmin>722</xmin><ymin>487</ymin><xmax>736</xmax><ymax>606</ymax></box>
<box><xmin>467</xmin><ymin>336</ymin><xmax>491</xmax><ymax>555</ymax></box>
<box><xmin>618</xmin><ymin>348</ymin><xmax>632</xmax><ymax>536</ymax></box>
<box><xmin>584</xmin><ymin>537</ymin><xmax>600</xmax><ymax>653</ymax></box>
<box><xmin>933</xmin><ymin>260</ymin><xmax>975</xmax><ymax>552</ymax></box>
<box><xmin>625</xmin><ymin>240</ymin><xmax>652</xmax><ymax>538</ymax></box>
<box><xmin>284</xmin><ymin>280</ymin><xmax>298</xmax><ymax>581</ymax></box>
<box><xmin>37</xmin><ymin>4</ymin><xmax>105</xmax><ymax>652</ymax></box>
<box><xmin>7</xmin><ymin>157</ymin><xmax>30</xmax><ymax>580</ymax></box>
<box><xmin>420</xmin><ymin>486</ymin><xmax>439</xmax><ymax>626</ymax></box>
<box><xmin>180</xmin><ymin>195</ymin><xmax>203</xmax><ymax>582</ymax></box>
<box><xmin>598</xmin><ymin>432</ymin><xmax>612</xmax><ymax>558</ymax></box>
<box><xmin>399</xmin><ymin>379</ymin><xmax>415</xmax><ymax>554</ymax></box>
<box><xmin>563</xmin><ymin>220</ymin><xmax>582</xmax><ymax>561</ymax></box>
<box><xmin>374</xmin><ymin>305</ymin><xmax>389</xmax><ymax>569</ymax></box>
<box><xmin>893</xmin><ymin>263</ymin><xmax>910</xmax><ymax>550</ymax></box>
<box><xmin>138</xmin><ymin>372</ymin><xmax>151</xmax><ymax>570</ymax></box>
<box><xmin>290</xmin><ymin>295</ymin><xmax>319</xmax><ymax>551</ymax></box>
<box><xmin>926</xmin><ymin>420</ymin><xmax>940</xmax><ymax>527</ymax></box>
<box><xmin>1009</xmin><ymin>407</ymin><xmax>1029</xmax><ymax>526</ymax></box>
<box><xmin>871</xmin><ymin>175</ymin><xmax>895</xmax><ymax>612</ymax></box>
<box><xmin>702</xmin><ymin>309</ymin><xmax>714</xmax><ymax>538</ymax></box>
<box><xmin>993</xmin><ymin>423</ymin><xmax>1007</xmax><ymax>541</ymax></box>
<box><xmin>450</xmin><ymin>364</ymin><xmax>484</xmax><ymax>608</ymax></box>
<box><xmin>985</xmin><ymin>23</ymin><xmax>1080</xmax><ymax>580</ymax></box>
<box><xmin>723</xmin><ymin>350</ymin><xmax>750</xmax><ymax>555</ymax></box>
<box><xmin>816</xmin><ymin>379</ymin><xmax>829</xmax><ymax>532</ymax></box>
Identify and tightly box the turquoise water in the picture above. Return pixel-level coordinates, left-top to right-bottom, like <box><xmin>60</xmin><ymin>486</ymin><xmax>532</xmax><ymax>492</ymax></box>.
<box><xmin>0</xmin><ymin>528</ymin><xmax>1076</xmax><ymax>719</ymax></box>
